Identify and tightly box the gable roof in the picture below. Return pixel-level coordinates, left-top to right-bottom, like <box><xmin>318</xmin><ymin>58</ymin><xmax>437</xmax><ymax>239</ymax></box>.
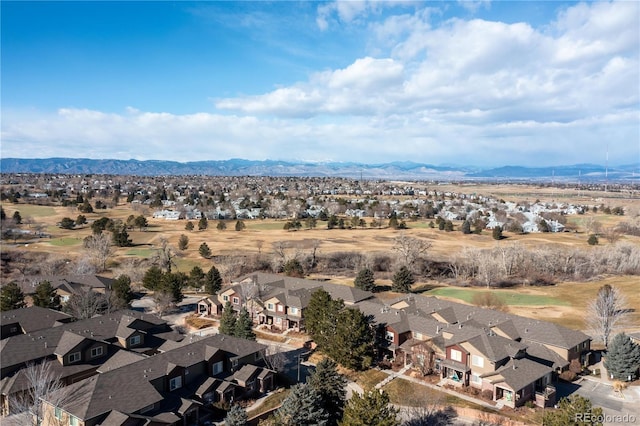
<box><xmin>484</xmin><ymin>358</ymin><xmax>553</xmax><ymax>392</ymax></box>
<box><xmin>463</xmin><ymin>333</ymin><xmax>527</xmax><ymax>362</ymax></box>
<box><xmin>0</xmin><ymin>306</ymin><xmax>72</xmax><ymax>337</ymax></box>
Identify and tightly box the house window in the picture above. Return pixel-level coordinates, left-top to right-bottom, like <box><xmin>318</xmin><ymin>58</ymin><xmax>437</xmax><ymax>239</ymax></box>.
<box><xmin>68</xmin><ymin>352</ymin><xmax>81</xmax><ymax>363</ymax></box>
<box><xmin>414</xmin><ymin>332</ymin><xmax>422</xmax><ymax>340</ymax></box>
<box><xmin>212</xmin><ymin>361</ymin><xmax>224</xmax><ymax>375</ymax></box>
<box><xmin>450</xmin><ymin>349</ymin><xmax>462</xmax><ymax>362</ymax></box>
<box><xmin>55</xmin><ymin>407</ymin><xmax>63</xmax><ymax>420</ymax></box>
<box><xmin>169</xmin><ymin>376</ymin><xmax>182</xmax><ymax>391</ymax></box>
<box><xmin>223</xmin><ymin>295</ymin><xmax>229</xmax><ymax>302</ymax></box>
<box><xmin>9</xmin><ymin>326</ymin><xmax>18</xmax><ymax>333</ymax></box>
<box><xmin>472</xmin><ymin>355</ymin><xmax>484</xmax><ymax>368</ymax></box>
<box><xmin>232</xmin><ymin>297</ymin><xmax>240</xmax><ymax>305</ymax></box>
<box><xmin>471</xmin><ymin>374</ymin><xmax>482</xmax><ymax>384</ymax></box>
<box><xmin>290</xmin><ymin>307</ymin><xmax>299</xmax><ymax>315</ymax></box>
<box><xmin>267</xmin><ymin>303</ymin><xmax>274</xmax><ymax>311</ymax></box>
<box><xmin>129</xmin><ymin>335</ymin><xmax>141</xmax><ymax>346</ymax></box>
<box><xmin>275</xmin><ymin>317</ymin><xmax>282</xmax><ymax>324</ymax></box>
<box><xmin>91</xmin><ymin>346</ymin><xmax>103</xmax><ymax>358</ymax></box>
<box><xmin>69</xmin><ymin>415</ymin><xmax>80</xmax><ymax>426</ymax></box>
<box><xmin>385</xmin><ymin>331</ymin><xmax>394</xmax><ymax>342</ymax></box>
<box><xmin>277</xmin><ymin>305</ymin><xmax>284</xmax><ymax>312</ymax></box>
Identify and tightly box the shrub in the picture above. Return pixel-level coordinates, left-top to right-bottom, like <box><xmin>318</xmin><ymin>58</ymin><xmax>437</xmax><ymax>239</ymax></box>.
<box><xmin>559</xmin><ymin>370</ymin><xmax>577</xmax><ymax>382</ymax></box>
<box><xmin>481</xmin><ymin>390</ymin><xmax>493</xmax><ymax>400</ymax></box>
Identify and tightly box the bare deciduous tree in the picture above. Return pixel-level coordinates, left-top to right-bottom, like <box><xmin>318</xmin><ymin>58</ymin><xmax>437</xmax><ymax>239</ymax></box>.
<box><xmin>84</xmin><ymin>232</ymin><xmax>113</xmax><ymax>272</ymax></box>
<box><xmin>153</xmin><ymin>291</ymin><xmax>175</xmax><ymax>317</ymax></box>
<box><xmin>64</xmin><ymin>288</ymin><xmax>109</xmax><ymax>319</ymax></box>
<box><xmin>392</xmin><ymin>232</ymin><xmax>432</xmax><ymax>269</ymax></box>
<box><xmin>154</xmin><ymin>237</ymin><xmax>177</xmax><ymax>272</ymax></box>
<box><xmin>264</xmin><ymin>345</ymin><xmax>287</xmax><ymax>373</ymax></box>
<box><xmin>586</xmin><ymin>284</ymin><xmax>630</xmax><ymax>348</ymax></box>
<box><xmin>8</xmin><ymin>361</ymin><xmax>77</xmax><ymax>425</ymax></box>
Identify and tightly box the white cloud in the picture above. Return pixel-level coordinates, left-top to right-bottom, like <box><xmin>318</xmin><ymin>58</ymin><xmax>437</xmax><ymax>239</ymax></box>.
<box><xmin>2</xmin><ymin>1</ymin><xmax>638</xmax><ymax>167</ymax></box>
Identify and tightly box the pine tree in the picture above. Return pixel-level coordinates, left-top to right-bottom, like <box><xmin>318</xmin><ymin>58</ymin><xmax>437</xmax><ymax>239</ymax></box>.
<box><xmin>354</xmin><ymin>268</ymin><xmax>376</xmax><ymax>292</ymax></box>
<box><xmin>392</xmin><ymin>266</ymin><xmax>414</xmax><ymax>293</ymax></box>
<box><xmin>32</xmin><ymin>281</ymin><xmax>61</xmax><ymax>310</ymax></box>
<box><xmin>224</xmin><ymin>404</ymin><xmax>248</xmax><ymax>426</ymax></box>
<box><xmin>178</xmin><ymin>234</ymin><xmax>189</xmax><ymax>250</ymax></box>
<box><xmin>112</xmin><ymin>275</ymin><xmax>134</xmax><ymax>308</ymax></box>
<box><xmin>305</xmin><ymin>289</ymin><xmax>343</xmax><ymax>351</ymax></box>
<box><xmin>283</xmin><ymin>259</ymin><xmax>304</xmax><ymax>277</ymax></box>
<box><xmin>388</xmin><ymin>213</ymin><xmax>399</xmax><ymax>229</ymax></box>
<box><xmin>204</xmin><ymin>266</ymin><xmax>223</xmax><ymax>294</ymax></box>
<box><xmin>198</xmin><ymin>216</ymin><xmax>208</xmax><ymax>230</ymax></box>
<box><xmin>216</xmin><ymin>220</ymin><xmax>227</xmax><ymax>231</ymax></box>
<box><xmin>199</xmin><ymin>242</ymin><xmax>212</xmax><ymax>259</ymax></box>
<box><xmin>604</xmin><ymin>333</ymin><xmax>640</xmax><ymax>381</ymax></box>
<box><xmin>0</xmin><ymin>282</ymin><xmax>26</xmax><ymax>311</ymax></box>
<box><xmin>185</xmin><ymin>221</ymin><xmax>194</xmax><ymax>231</ymax></box>
<box><xmin>492</xmin><ymin>225</ymin><xmax>503</xmax><ymax>240</ymax></box>
<box><xmin>159</xmin><ymin>272</ymin><xmax>185</xmax><ymax>303</ymax></box>
<box><xmin>308</xmin><ymin>358</ymin><xmax>347</xmax><ymax>426</ymax></box>
<box><xmin>235</xmin><ymin>220</ymin><xmax>246</xmax><ymax>231</ymax></box>
<box><xmin>112</xmin><ymin>225</ymin><xmax>132</xmax><ymax>247</ymax></box>
<box><xmin>461</xmin><ymin>220</ymin><xmax>472</xmax><ymax>234</ymax></box>
<box><xmin>12</xmin><ymin>211</ymin><xmax>22</xmax><ymax>224</ymax></box>
<box><xmin>588</xmin><ymin>234</ymin><xmax>599</xmax><ymax>245</ymax></box>
<box><xmin>142</xmin><ymin>265</ymin><xmax>164</xmax><ymax>291</ymax></box>
<box><xmin>333</xmin><ymin>308</ymin><xmax>375</xmax><ymax>370</ymax></box>
<box><xmin>542</xmin><ymin>394</ymin><xmax>603</xmax><ymax>426</ymax></box>
<box><xmin>341</xmin><ymin>389</ymin><xmax>399</xmax><ymax>426</ymax></box>
<box><xmin>189</xmin><ymin>266</ymin><xmax>205</xmax><ymax>290</ymax></box>
<box><xmin>234</xmin><ymin>307</ymin><xmax>256</xmax><ymax>340</ymax></box>
<box><xmin>219</xmin><ymin>301</ymin><xmax>237</xmax><ymax>335</ymax></box>
<box><xmin>274</xmin><ymin>383</ymin><xmax>329</xmax><ymax>426</ymax></box>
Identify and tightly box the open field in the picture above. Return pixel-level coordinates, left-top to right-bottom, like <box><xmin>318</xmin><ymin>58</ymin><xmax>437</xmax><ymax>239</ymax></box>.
<box><xmin>2</xmin><ymin>187</ymin><xmax>639</xmax><ymax>334</ymax></box>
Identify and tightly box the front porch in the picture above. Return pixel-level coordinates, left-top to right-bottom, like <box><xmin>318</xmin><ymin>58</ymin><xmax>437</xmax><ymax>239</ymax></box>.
<box><xmin>440</xmin><ymin>359</ymin><xmax>470</xmax><ymax>387</ymax></box>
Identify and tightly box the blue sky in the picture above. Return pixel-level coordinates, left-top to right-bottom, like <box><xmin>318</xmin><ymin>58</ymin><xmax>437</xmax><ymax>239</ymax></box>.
<box><xmin>2</xmin><ymin>1</ymin><xmax>638</xmax><ymax>167</ymax></box>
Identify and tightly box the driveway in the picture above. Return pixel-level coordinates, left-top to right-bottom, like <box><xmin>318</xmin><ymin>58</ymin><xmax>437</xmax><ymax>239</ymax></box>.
<box><xmin>556</xmin><ymin>378</ymin><xmax>640</xmax><ymax>423</ymax></box>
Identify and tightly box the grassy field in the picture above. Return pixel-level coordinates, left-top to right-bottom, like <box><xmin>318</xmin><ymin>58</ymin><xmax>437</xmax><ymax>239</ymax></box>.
<box><xmin>48</xmin><ymin>237</ymin><xmax>84</xmax><ymax>247</ymax></box>
<box><xmin>3</xmin><ymin>189</ymin><xmax>639</xmax><ymax>335</ymax></box>
<box><xmin>427</xmin><ymin>287</ymin><xmax>569</xmax><ymax>306</ymax></box>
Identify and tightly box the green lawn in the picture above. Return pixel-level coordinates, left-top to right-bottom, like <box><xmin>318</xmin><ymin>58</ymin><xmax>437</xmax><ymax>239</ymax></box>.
<box><xmin>6</xmin><ymin>204</ymin><xmax>57</xmax><ymax>218</ymax></box>
<box><xmin>48</xmin><ymin>237</ymin><xmax>83</xmax><ymax>247</ymax></box>
<box><xmin>427</xmin><ymin>287</ymin><xmax>568</xmax><ymax>306</ymax></box>
<box><xmin>246</xmin><ymin>221</ymin><xmax>288</xmax><ymax>231</ymax></box>
<box><xmin>124</xmin><ymin>248</ymin><xmax>156</xmax><ymax>257</ymax></box>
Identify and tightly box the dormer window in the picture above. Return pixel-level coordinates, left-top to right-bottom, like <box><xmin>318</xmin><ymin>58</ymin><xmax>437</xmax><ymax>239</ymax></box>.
<box><xmin>232</xmin><ymin>297</ymin><xmax>240</xmax><ymax>305</ymax></box>
<box><xmin>290</xmin><ymin>307</ymin><xmax>299</xmax><ymax>314</ymax></box>
<box><xmin>91</xmin><ymin>346</ymin><xmax>103</xmax><ymax>358</ymax></box>
<box><xmin>129</xmin><ymin>335</ymin><xmax>141</xmax><ymax>346</ymax></box>
<box><xmin>69</xmin><ymin>352</ymin><xmax>81</xmax><ymax>364</ymax></box>
<box><xmin>169</xmin><ymin>376</ymin><xmax>182</xmax><ymax>391</ymax></box>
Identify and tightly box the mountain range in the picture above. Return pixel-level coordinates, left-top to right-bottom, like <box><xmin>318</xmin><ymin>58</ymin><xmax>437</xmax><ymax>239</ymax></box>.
<box><xmin>1</xmin><ymin>158</ymin><xmax>639</xmax><ymax>182</ymax></box>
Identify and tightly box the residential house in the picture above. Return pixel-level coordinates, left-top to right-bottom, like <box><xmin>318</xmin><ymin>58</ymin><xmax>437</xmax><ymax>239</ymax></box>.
<box><xmin>0</xmin><ymin>310</ymin><xmax>182</xmax><ymax>416</ymax></box>
<box><xmin>16</xmin><ymin>275</ymin><xmax>114</xmax><ymax>304</ymax></box>
<box><xmin>0</xmin><ymin>306</ymin><xmax>73</xmax><ymax>339</ymax></box>
<box><xmin>40</xmin><ymin>334</ymin><xmax>273</xmax><ymax>426</ymax></box>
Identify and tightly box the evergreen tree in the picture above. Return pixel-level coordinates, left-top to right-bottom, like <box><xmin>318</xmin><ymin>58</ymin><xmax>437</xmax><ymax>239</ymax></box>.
<box><xmin>341</xmin><ymin>389</ymin><xmax>399</xmax><ymax>426</ymax></box>
<box><xmin>354</xmin><ymin>268</ymin><xmax>376</xmax><ymax>292</ymax></box>
<box><xmin>185</xmin><ymin>221</ymin><xmax>194</xmax><ymax>231</ymax></box>
<box><xmin>308</xmin><ymin>358</ymin><xmax>347</xmax><ymax>426</ymax></box>
<box><xmin>198</xmin><ymin>216</ymin><xmax>208</xmax><ymax>230</ymax></box>
<box><xmin>234</xmin><ymin>307</ymin><xmax>256</xmax><ymax>340</ymax></box>
<box><xmin>199</xmin><ymin>242</ymin><xmax>212</xmax><ymax>259</ymax></box>
<box><xmin>492</xmin><ymin>226</ymin><xmax>503</xmax><ymax>240</ymax></box>
<box><xmin>604</xmin><ymin>333</ymin><xmax>640</xmax><ymax>381</ymax></box>
<box><xmin>76</xmin><ymin>214</ymin><xmax>87</xmax><ymax>226</ymax></box>
<box><xmin>32</xmin><ymin>280</ymin><xmax>61</xmax><ymax>310</ymax></box>
<box><xmin>134</xmin><ymin>215</ymin><xmax>148</xmax><ymax>231</ymax></box>
<box><xmin>392</xmin><ymin>266</ymin><xmax>414</xmax><ymax>293</ymax></box>
<box><xmin>142</xmin><ymin>265</ymin><xmax>164</xmax><ymax>291</ymax></box>
<box><xmin>219</xmin><ymin>301</ymin><xmax>237</xmax><ymax>335</ymax></box>
<box><xmin>224</xmin><ymin>404</ymin><xmax>248</xmax><ymax>426</ymax></box>
<box><xmin>283</xmin><ymin>259</ymin><xmax>304</xmax><ymax>277</ymax></box>
<box><xmin>274</xmin><ymin>383</ymin><xmax>329</xmax><ymax>426</ymax></box>
<box><xmin>160</xmin><ymin>272</ymin><xmax>185</xmax><ymax>303</ymax></box>
<box><xmin>388</xmin><ymin>213</ymin><xmax>399</xmax><ymax>229</ymax></box>
<box><xmin>188</xmin><ymin>266</ymin><xmax>205</xmax><ymax>290</ymax></box>
<box><xmin>461</xmin><ymin>220</ymin><xmax>472</xmax><ymax>234</ymax></box>
<box><xmin>112</xmin><ymin>225</ymin><xmax>132</xmax><ymax>247</ymax></box>
<box><xmin>235</xmin><ymin>220</ymin><xmax>246</xmax><ymax>231</ymax></box>
<box><xmin>588</xmin><ymin>234</ymin><xmax>599</xmax><ymax>245</ymax></box>
<box><xmin>204</xmin><ymin>266</ymin><xmax>223</xmax><ymax>294</ymax></box>
<box><xmin>216</xmin><ymin>220</ymin><xmax>227</xmax><ymax>231</ymax></box>
<box><xmin>305</xmin><ymin>289</ymin><xmax>343</xmax><ymax>351</ymax></box>
<box><xmin>59</xmin><ymin>217</ymin><xmax>76</xmax><ymax>229</ymax></box>
<box><xmin>333</xmin><ymin>308</ymin><xmax>375</xmax><ymax>370</ymax></box>
<box><xmin>12</xmin><ymin>211</ymin><xmax>22</xmax><ymax>224</ymax></box>
<box><xmin>0</xmin><ymin>282</ymin><xmax>26</xmax><ymax>311</ymax></box>
<box><xmin>178</xmin><ymin>234</ymin><xmax>189</xmax><ymax>250</ymax></box>
<box><xmin>542</xmin><ymin>394</ymin><xmax>603</xmax><ymax>426</ymax></box>
<box><xmin>112</xmin><ymin>275</ymin><xmax>134</xmax><ymax>307</ymax></box>
<box><xmin>327</xmin><ymin>215</ymin><xmax>339</xmax><ymax>229</ymax></box>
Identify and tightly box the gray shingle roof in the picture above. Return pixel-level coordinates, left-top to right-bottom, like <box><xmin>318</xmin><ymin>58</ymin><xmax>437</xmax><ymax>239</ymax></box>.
<box><xmin>0</xmin><ymin>306</ymin><xmax>72</xmax><ymax>337</ymax></box>
<box><xmin>487</xmin><ymin>358</ymin><xmax>553</xmax><ymax>392</ymax></box>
